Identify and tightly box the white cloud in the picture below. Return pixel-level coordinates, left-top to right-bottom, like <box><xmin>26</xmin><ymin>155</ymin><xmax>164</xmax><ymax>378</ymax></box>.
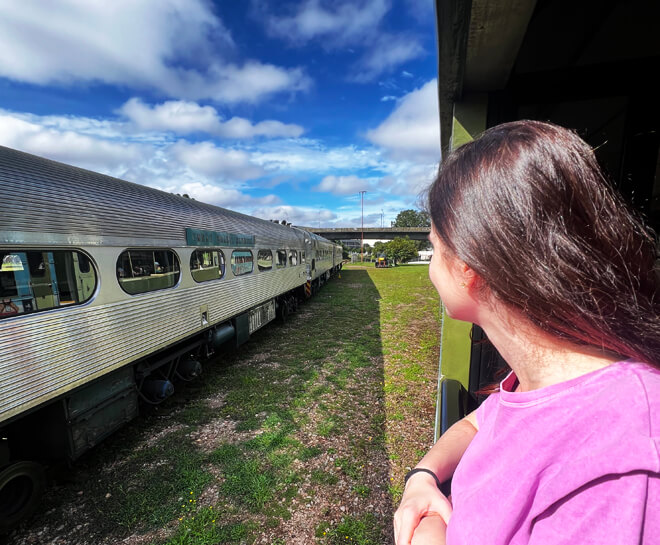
<box><xmin>251</xmin><ymin>139</ymin><xmax>386</xmax><ymax>174</ymax></box>
<box><xmin>0</xmin><ymin>0</ymin><xmax>310</xmax><ymax>102</ymax></box>
<box><xmin>150</xmin><ymin>181</ymin><xmax>280</xmax><ymax>209</ymax></box>
<box><xmin>315</xmin><ymin>175</ymin><xmax>371</xmax><ymax>195</ymax></box>
<box><xmin>251</xmin><ymin>205</ymin><xmax>338</xmax><ymax>226</ymax></box>
<box><xmin>381</xmin><ymin>95</ymin><xmax>398</xmax><ymax>102</ymax></box>
<box><xmin>170</xmin><ymin>141</ymin><xmax>265</xmax><ymax>180</ymax></box>
<box><xmin>350</xmin><ymin>34</ymin><xmax>424</xmax><ymax>82</ymax></box>
<box><xmin>263</xmin><ymin>0</ymin><xmax>389</xmax><ymax>46</ymax></box>
<box><xmin>261</xmin><ymin>0</ymin><xmax>421</xmax><ymax>81</ymax></box>
<box><xmin>366</xmin><ymin>79</ymin><xmax>440</xmax><ymax>161</ymax></box>
<box><xmin>118</xmin><ymin>98</ymin><xmax>304</xmax><ymax>138</ymax></box>
<box><xmin>0</xmin><ymin>112</ymin><xmax>144</xmax><ymax>172</ymax></box>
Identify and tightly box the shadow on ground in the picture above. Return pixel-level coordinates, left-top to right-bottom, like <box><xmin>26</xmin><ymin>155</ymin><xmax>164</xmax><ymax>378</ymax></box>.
<box><xmin>7</xmin><ymin>268</ymin><xmax>395</xmax><ymax>545</ymax></box>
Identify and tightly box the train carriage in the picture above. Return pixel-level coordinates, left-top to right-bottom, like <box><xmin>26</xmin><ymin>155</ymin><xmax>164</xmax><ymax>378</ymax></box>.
<box><xmin>0</xmin><ymin>145</ymin><xmax>341</xmax><ymax>529</ymax></box>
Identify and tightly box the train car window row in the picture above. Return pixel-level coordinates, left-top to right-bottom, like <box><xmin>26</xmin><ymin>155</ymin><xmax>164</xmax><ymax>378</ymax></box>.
<box><xmin>117</xmin><ymin>249</ymin><xmax>180</xmax><ymax>295</ymax></box>
<box><xmin>1</xmin><ymin>249</ymin><xmax>97</xmax><ymax>318</ymax></box>
<box><xmin>231</xmin><ymin>249</ymin><xmax>254</xmax><ymax>276</ymax></box>
<box><xmin>191</xmin><ymin>249</ymin><xmax>226</xmax><ymax>283</ymax></box>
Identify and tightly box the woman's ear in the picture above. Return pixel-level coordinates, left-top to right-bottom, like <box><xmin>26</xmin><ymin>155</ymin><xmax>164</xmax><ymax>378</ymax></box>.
<box><xmin>459</xmin><ymin>262</ymin><xmax>480</xmax><ymax>290</ymax></box>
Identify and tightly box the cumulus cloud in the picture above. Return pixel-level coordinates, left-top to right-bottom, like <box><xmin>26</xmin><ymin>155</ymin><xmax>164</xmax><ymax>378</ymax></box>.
<box><xmin>314</xmin><ymin>175</ymin><xmax>371</xmax><ymax>195</ymax></box>
<box><xmin>366</xmin><ymin>79</ymin><xmax>440</xmax><ymax>161</ymax></box>
<box><xmin>118</xmin><ymin>98</ymin><xmax>304</xmax><ymax>138</ymax></box>
<box><xmin>151</xmin><ymin>181</ymin><xmax>280</xmax><ymax>209</ymax></box>
<box><xmin>0</xmin><ymin>111</ymin><xmax>144</xmax><ymax>173</ymax></box>
<box><xmin>250</xmin><ymin>205</ymin><xmax>338</xmax><ymax>226</ymax></box>
<box><xmin>0</xmin><ymin>0</ymin><xmax>310</xmax><ymax>102</ymax></box>
<box><xmin>251</xmin><ymin>139</ymin><xmax>386</xmax><ymax>173</ymax></box>
<box><xmin>169</xmin><ymin>141</ymin><xmax>265</xmax><ymax>180</ymax></box>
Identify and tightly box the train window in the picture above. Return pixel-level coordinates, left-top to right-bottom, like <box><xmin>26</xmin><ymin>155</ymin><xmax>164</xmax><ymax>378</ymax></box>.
<box><xmin>231</xmin><ymin>250</ymin><xmax>254</xmax><ymax>276</ymax></box>
<box><xmin>289</xmin><ymin>250</ymin><xmax>298</xmax><ymax>266</ymax></box>
<box><xmin>1</xmin><ymin>249</ymin><xmax>97</xmax><ymax>319</ymax></box>
<box><xmin>276</xmin><ymin>250</ymin><xmax>287</xmax><ymax>268</ymax></box>
<box><xmin>257</xmin><ymin>249</ymin><xmax>273</xmax><ymax>271</ymax></box>
<box><xmin>117</xmin><ymin>249</ymin><xmax>180</xmax><ymax>295</ymax></box>
<box><xmin>190</xmin><ymin>249</ymin><xmax>226</xmax><ymax>283</ymax></box>
<box><xmin>301</xmin><ymin>251</ymin><xmax>306</xmax><ymax>264</ymax></box>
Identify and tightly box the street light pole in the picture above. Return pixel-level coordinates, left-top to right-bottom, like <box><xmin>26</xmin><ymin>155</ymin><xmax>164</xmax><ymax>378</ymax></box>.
<box><xmin>359</xmin><ymin>190</ymin><xmax>367</xmax><ymax>262</ymax></box>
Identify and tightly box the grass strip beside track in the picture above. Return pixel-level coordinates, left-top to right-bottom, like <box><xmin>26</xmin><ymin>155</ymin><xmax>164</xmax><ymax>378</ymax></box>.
<box><xmin>8</xmin><ymin>264</ymin><xmax>442</xmax><ymax>545</ymax></box>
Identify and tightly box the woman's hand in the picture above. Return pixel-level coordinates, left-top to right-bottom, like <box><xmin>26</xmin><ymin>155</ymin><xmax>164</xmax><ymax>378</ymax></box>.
<box><xmin>410</xmin><ymin>514</ymin><xmax>448</xmax><ymax>545</ymax></box>
<box><xmin>393</xmin><ymin>471</ymin><xmax>453</xmax><ymax>545</ymax></box>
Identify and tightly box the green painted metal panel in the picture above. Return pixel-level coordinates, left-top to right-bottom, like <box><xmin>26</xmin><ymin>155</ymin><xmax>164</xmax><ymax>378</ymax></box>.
<box><xmin>185</xmin><ymin>227</ymin><xmax>255</xmax><ymax>248</ymax></box>
<box><xmin>439</xmin><ymin>308</ymin><xmax>472</xmax><ymax>387</ymax></box>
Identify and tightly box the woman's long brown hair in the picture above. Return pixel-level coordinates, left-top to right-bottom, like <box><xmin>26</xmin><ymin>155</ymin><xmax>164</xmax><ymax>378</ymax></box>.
<box><xmin>429</xmin><ymin>120</ymin><xmax>660</xmax><ymax>366</ymax></box>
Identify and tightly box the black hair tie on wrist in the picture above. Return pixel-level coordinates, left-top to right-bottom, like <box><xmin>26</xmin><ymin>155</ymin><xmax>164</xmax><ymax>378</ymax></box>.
<box><xmin>404</xmin><ymin>468</ymin><xmax>443</xmax><ymax>490</ymax></box>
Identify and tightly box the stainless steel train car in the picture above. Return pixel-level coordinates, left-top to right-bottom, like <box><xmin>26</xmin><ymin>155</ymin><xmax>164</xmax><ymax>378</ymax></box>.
<box><xmin>0</xmin><ymin>145</ymin><xmax>343</xmax><ymax>529</ymax></box>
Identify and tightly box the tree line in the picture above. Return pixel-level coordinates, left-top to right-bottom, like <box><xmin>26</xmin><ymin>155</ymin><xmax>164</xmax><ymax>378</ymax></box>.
<box><xmin>344</xmin><ymin>209</ymin><xmax>431</xmax><ymax>264</ymax></box>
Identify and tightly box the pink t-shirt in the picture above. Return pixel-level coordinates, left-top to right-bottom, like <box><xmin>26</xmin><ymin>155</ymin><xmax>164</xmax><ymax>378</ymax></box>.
<box><xmin>446</xmin><ymin>361</ymin><xmax>660</xmax><ymax>544</ymax></box>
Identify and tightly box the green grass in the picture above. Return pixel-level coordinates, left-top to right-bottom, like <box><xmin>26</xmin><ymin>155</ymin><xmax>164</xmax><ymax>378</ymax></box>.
<box><xmin>316</xmin><ymin>514</ymin><xmax>382</xmax><ymax>545</ymax></box>
<box><xmin>20</xmin><ymin>265</ymin><xmax>441</xmax><ymax>545</ymax></box>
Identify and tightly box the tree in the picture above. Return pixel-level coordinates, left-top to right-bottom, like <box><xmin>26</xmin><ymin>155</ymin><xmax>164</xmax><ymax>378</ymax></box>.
<box><xmin>385</xmin><ymin>237</ymin><xmax>418</xmax><ymax>263</ymax></box>
<box><xmin>392</xmin><ymin>209</ymin><xmax>431</xmax><ymax>250</ymax></box>
<box><xmin>373</xmin><ymin>241</ymin><xmax>387</xmax><ymax>257</ymax></box>
<box><xmin>392</xmin><ymin>209</ymin><xmax>430</xmax><ymax>228</ymax></box>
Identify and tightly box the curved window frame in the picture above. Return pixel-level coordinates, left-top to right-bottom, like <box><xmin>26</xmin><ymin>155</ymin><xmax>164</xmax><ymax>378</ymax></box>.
<box><xmin>231</xmin><ymin>249</ymin><xmax>254</xmax><ymax>276</ymax></box>
<box><xmin>117</xmin><ymin>248</ymin><xmax>181</xmax><ymax>295</ymax></box>
<box><xmin>190</xmin><ymin>249</ymin><xmax>226</xmax><ymax>283</ymax></box>
<box><xmin>1</xmin><ymin>248</ymin><xmax>98</xmax><ymax>319</ymax></box>
<box><xmin>257</xmin><ymin>249</ymin><xmax>273</xmax><ymax>272</ymax></box>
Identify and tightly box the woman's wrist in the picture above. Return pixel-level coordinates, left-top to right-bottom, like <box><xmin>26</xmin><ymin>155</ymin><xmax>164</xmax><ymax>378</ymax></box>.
<box><xmin>404</xmin><ymin>467</ymin><xmax>443</xmax><ymax>490</ymax></box>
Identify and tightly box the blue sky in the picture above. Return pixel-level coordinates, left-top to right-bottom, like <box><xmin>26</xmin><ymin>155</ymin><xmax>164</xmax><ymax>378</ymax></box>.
<box><xmin>0</xmin><ymin>0</ymin><xmax>440</xmax><ymax>228</ymax></box>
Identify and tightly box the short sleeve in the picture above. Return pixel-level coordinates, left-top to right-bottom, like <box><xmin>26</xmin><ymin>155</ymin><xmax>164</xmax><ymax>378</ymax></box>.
<box><xmin>474</xmin><ymin>392</ymin><xmax>498</xmax><ymax>429</ymax></box>
<box><xmin>530</xmin><ymin>471</ymin><xmax>651</xmax><ymax>545</ymax></box>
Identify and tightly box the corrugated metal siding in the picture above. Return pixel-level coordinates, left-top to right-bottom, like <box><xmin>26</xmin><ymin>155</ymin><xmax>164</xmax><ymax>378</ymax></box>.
<box><xmin>0</xmin><ymin>146</ymin><xmax>304</xmax><ymax>247</ymax></box>
<box><xmin>0</xmin><ymin>266</ymin><xmax>306</xmax><ymax>423</ymax></box>
<box><xmin>0</xmin><ymin>145</ymin><xmax>341</xmax><ymax>425</ymax></box>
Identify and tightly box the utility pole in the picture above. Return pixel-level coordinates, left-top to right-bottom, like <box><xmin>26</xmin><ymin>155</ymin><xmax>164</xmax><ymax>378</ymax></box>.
<box><xmin>359</xmin><ymin>190</ymin><xmax>367</xmax><ymax>262</ymax></box>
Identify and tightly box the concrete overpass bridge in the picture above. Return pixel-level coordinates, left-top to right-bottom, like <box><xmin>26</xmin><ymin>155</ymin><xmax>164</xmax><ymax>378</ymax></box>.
<box><xmin>299</xmin><ymin>227</ymin><xmax>430</xmax><ymax>241</ymax></box>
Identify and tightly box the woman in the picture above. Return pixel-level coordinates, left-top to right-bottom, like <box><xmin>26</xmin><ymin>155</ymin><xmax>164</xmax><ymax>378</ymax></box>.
<box><xmin>394</xmin><ymin>120</ymin><xmax>660</xmax><ymax>544</ymax></box>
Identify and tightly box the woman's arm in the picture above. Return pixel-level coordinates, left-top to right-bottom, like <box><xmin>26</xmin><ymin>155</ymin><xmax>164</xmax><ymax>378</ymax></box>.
<box><xmin>410</xmin><ymin>515</ymin><xmax>447</xmax><ymax>545</ymax></box>
<box><xmin>394</xmin><ymin>411</ymin><xmax>478</xmax><ymax>545</ymax></box>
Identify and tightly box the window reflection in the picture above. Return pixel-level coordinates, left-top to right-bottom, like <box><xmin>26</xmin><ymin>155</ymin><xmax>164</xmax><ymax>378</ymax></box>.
<box><xmin>1</xmin><ymin>250</ymin><xmax>97</xmax><ymax>318</ymax></box>
<box><xmin>117</xmin><ymin>249</ymin><xmax>180</xmax><ymax>294</ymax></box>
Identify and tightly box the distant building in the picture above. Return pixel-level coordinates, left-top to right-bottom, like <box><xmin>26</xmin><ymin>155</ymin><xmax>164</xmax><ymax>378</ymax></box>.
<box><xmin>418</xmin><ymin>250</ymin><xmax>433</xmax><ymax>261</ymax></box>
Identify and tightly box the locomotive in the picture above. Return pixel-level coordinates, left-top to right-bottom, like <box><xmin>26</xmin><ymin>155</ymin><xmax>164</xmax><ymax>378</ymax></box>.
<box><xmin>0</xmin><ymin>145</ymin><xmax>342</xmax><ymax>530</ymax></box>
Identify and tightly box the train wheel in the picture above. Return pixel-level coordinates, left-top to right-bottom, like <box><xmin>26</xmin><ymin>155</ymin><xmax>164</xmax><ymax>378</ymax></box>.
<box><xmin>0</xmin><ymin>461</ymin><xmax>45</xmax><ymax>532</ymax></box>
